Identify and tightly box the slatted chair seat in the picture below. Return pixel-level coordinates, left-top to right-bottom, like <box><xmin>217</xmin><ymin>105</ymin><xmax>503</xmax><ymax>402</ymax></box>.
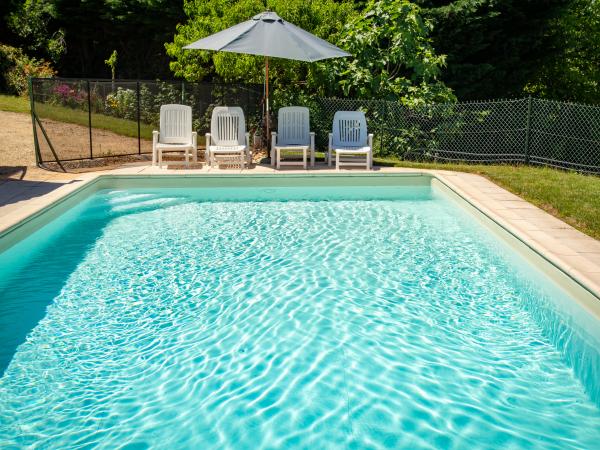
<box><xmin>206</xmin><ymin>107</ymin><xmax>251</xmax><ymax>168</ymax></box>
<box><xmin>328</xmin><ymin>111</ymin><xmax>373</xmax><ymax>170</ymax></box>
<box><xmin>153</xmin><ymin>104</ymin><xmax>197</xmax><ymax>168</ymax></box>
<box><xmin>152</xmin><ymin>104</ymin><xmax>197</xmax><ymax>168</ymax></box>
<box><xmin>271</xmin><ymin>107</ymin><xmax>315</xmax><ymax>170</ymax></box>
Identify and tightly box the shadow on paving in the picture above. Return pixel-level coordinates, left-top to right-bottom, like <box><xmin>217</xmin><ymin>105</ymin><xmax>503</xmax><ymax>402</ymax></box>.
<box><xmin>0</xmin><ymin>165</ymin><xmax>28</xmax><ymax>180</ymax></box>
<box><xmin>0</xmin><ymin>177</ymin><xmax>79</xmax><ymax>208</ymax></box>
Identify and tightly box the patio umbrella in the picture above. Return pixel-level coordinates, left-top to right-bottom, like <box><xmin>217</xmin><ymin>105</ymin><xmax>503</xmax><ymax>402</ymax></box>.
<box><xmin>183</xmin><ymin>11</ymin><xmax>350</xmax><ymax>150</ymax></box>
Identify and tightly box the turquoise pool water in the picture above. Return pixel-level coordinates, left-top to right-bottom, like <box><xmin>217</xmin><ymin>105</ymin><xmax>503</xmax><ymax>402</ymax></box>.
<box><xmin>1</xmin><ymin>183</ymin><xmax>599</xmax><ymax>449</ymax></box>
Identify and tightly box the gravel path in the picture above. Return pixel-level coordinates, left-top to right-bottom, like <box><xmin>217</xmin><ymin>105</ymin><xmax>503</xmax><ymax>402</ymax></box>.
<box><xmin>0</xmin><ymin>111</ymin><xmax>35</xmax><ymax>166</ymax></box>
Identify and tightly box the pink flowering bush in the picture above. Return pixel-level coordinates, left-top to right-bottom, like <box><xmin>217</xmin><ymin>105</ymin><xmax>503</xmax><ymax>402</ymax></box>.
<box><xmin>51</xmin><ymin>83</ymin><xmax>87</xmax><ymax>108</ymax></box>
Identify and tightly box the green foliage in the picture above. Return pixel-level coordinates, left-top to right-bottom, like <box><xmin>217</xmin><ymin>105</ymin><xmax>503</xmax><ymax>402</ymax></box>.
<box><xmin>105</xmin><ymin>50</ymin><xmax>118</xmax><ymax>80</ymax></box>
<box><xmin>167</xmin><ymin>0</ymin><xmax>356</xmax><ymax>94</ymax></box>
<box><xmin>168</xmin><ymin>0</ymin><xmax>454</xmax><ymax>106</ymax></box>
<box><xmin>417</xmin><ymin>0</ymin><xmax>573</xmax><ymax>100</ymax></box>
<box><xmin>0</xmin><ymin>43</ymin><xmax>55</xmax><ymax>95</ymax></box>
<box><xmin>6</xmin><ymin>0</ymin><xmax>184</xmax><ymax>79</ymax></box>
<box><xmin>334</xmin><ymin>0</ymin><xmax>455</xmax><ymax>105</ymax></box>
<box><xmin>525</xmin><ymin>0</ymin><xmax>600</xmax><ymax>103</ymax></box>
<box><xmin>7</xmin><ymin>0</ymin><xmax>65</xmax><ymax>63</ymax></box>
<box><xmin>105</xmin><ymin>87</ymin><xmax>136</xmax><ymax>120</ymax></box>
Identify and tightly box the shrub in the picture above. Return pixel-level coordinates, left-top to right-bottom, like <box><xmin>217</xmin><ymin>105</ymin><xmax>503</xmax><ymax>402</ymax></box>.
<box><xmin>0</xmin><ymin>43</ymin><xmax>55</xmax><ymax>96</ymax></box>
<box><xmin>105</xmin><ymin>87</ymin><xmax>137</xmax><ymax>120</ymax></box>
<box><xmin>50</xmin><ymin>83</ymin><xmax>87</xmax><ymax>108</ymax></box>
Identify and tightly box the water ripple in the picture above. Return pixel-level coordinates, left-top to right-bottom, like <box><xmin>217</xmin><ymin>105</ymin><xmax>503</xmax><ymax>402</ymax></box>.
<box><xmin>0</xmin><ymin>190</ymin><xmax>599</xmax><ymax>449</ymax></box>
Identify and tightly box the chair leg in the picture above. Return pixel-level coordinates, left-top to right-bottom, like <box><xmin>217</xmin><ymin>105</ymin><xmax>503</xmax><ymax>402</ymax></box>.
<box><xmin>158</xmin><ymin>150</ymin><xmax>162</xmax><ymax>168</ymax></box>
<box><xmin>328</xmin><ymin>150</ymin><xmax>332</xmax><ymax>167</ymax></box>
<box><xmin>276</xmin><ymin>149</ymin><xmax>280</xmax><ymax>170</ymax></box>
<box><xmin>185</xmin><ymin>149</ymin><xmax>190</xmax><ymax>168</ymax></box>
<box><xmin>336</xmin><ymin>152</ymin><xmax>340</xmax><ymax>171</ymax></box>
<box><xmin>303</xmin><ymin>149</ymin><xmax>307</xmax><ymax>170</ymax></box>
<box><xmin>152</xmin><ymin>146</ymin><xmax>157</xmax><ymax>166</ymax></box>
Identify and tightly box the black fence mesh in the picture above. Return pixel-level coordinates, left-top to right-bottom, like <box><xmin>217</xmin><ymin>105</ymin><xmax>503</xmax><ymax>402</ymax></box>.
<box><xmin>30</xmin><ymin>78</ymin><xmax>262</xmax><ymax>163</ymax></box>
<box><xmin>30</xmin><ymin>78</ymin><xmax>600</xmax><ymax>173</ymax></box>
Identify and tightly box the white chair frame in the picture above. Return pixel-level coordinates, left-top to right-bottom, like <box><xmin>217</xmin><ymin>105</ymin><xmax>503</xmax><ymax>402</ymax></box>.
<box><xmin>152</xmin><ymin>104</ymin><xmax>197</xmax><ymax>168</ymax></box>
<box><xmin>271</xmin><ymin>106</ymin><xmax>315</xmax><ymax>170</ymax></box>
<box><xmin>327</xmin><ymin>111</ymin><xmax>373</xmax><ymax>171</ymax></box>
<box><xmin>205</xmin><ymin>106</ymin><xmax>251</xmax><ymax>168</ymax></box>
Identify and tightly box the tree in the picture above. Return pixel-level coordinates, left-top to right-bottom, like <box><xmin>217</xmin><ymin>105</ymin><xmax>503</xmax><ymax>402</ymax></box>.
<box><xmin>417</xmin><ymin>0</ymin><xmax>574</xmax><ymax>99</ymax></box>
<box><xmin>168</xmin><ymin>0</ymin><xmax>454</xmax><ymax>105</ymax></box>
<box><xmin>525</xmin><ymin>0</ymin><xmax>599</xmax><ymax>103</ymax></box>
<box><xmin>7</xmin><ymin>0</ymin><xmax>185</xmax><ymax>79</ymax></box>
<box><xmin>332</xmin><ymin>0</ymin><xmax>455</xmax><ymax>105</ymax></box>
<box><xmin>166</xmin><ymin>0</ymin><xmax>357</xmax><ymax>94</ymax></box>
<box><xmin>7</xmin><ymin>0</ymin><xmax>65</xmax><ymax>64</ymax></box>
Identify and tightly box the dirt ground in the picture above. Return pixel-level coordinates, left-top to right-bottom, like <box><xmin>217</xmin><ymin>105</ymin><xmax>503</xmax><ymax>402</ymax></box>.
<box><xmin>0</xmin><ymin>111</ymin><xmax>35</xmax><ymax>166</ymax></box>
<box><xmin>0</xmin><ymin>111</ymin><xmax>267</xmax><ymax>176</ymax></box>
<box><xmin>0</xmin><ymin>110</ymin><xmax>146</xmax><ymax>167</ymax></box>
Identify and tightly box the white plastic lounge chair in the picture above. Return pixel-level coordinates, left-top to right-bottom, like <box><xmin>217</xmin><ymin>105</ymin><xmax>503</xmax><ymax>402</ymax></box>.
<box><xmin>205</xmin><ymin>106</ymin><xmax>251</xmax><ymax>168</ymax></box>
<box><xmin>152</xmin><ymin>104</ymin><xmax>197</xmax><ymax>168</ymax></box>
<box><xmin>271</xmin><ymin>106</ymin><xmax>315</xmax><ymax>169</ymax></box>
<box><xmin>328</xmin><ymin>111</ymin><xmax>373</xmax><ymax>170</ymax></box>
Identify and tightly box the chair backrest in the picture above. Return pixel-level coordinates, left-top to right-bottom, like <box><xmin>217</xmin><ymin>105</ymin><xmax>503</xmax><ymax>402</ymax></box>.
<box><xmin>332</xmin><ymin>111</ymin><xmax>368</xmax><ymax>148</ymax></box>
<box><xmin>277</xmin><ymin>107</ymin><xmax>310</xmax><ymax>146</ymax></box>
<box><xmin>210</xmin><ymin>106</ymin><xmax>246</xmax><ymax>146</ymax></box>
<box><xmin>159</xmin><ymin>104</ymin><xmax>192</xmax><ymax>144</ymax></box>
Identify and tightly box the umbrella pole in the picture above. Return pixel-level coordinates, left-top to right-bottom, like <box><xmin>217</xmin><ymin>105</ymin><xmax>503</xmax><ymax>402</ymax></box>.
<box><xmin>265</xmin><ymin>56</ymin><xmax>270</xmax><ymax>157</ymax></box>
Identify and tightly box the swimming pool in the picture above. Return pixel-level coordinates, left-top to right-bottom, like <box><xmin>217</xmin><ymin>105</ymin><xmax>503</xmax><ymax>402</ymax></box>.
<box><xmin>1</xmin><ymin>175</ymin><xmax>599</xmax><ymax>448</ymax></box>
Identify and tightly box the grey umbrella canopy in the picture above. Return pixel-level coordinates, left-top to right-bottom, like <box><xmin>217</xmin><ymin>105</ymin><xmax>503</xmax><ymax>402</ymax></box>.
<box><xmin>184</xmin><ymin>11</ymin><xmax>349</xmax><ymax>62</ymax></box>
<box><xmin>184</xmin><ymin>11</ymin><xmax>350</xmax><ymax>150</ymax></box>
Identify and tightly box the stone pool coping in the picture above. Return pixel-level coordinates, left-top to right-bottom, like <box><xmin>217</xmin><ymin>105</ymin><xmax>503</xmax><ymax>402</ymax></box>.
<box><xmin>1</xmin><ymin>163</ymin><xmax>599</xmax><ymax>303</ymax></box>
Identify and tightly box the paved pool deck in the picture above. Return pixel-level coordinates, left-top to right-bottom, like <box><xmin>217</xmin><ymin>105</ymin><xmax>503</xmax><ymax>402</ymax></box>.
<box><xmin>1</xmin><ymin>163</ymin><xmax>599</xmax><ymax>302</ymax></box>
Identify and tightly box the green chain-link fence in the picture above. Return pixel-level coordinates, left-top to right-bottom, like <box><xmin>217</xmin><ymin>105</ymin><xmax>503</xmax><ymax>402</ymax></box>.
<box><xmin>30</xmin><ymin>78</ymin><xmax>600</xmax><ymax>173</ymax></box>
<box><xmin>29</xmin><ymin>78</ymin><xmax>263</xmax><ymax>166</ymax></box>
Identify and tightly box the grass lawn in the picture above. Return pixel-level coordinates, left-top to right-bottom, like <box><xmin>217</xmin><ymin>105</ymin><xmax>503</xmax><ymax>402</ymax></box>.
<box><xmin>0</xmin><ymin>94</ymin><xmax>154</xmax><ymax>139</ymax></box>
<box><xmin>0</xmin><ymin>93</ymin><xmax>30</xmax><ymax>114</ymax></box>
<box><xmin>376</xmin><ymin>158</ymin><xmax>600</xmax><ymax>240</ymax></box>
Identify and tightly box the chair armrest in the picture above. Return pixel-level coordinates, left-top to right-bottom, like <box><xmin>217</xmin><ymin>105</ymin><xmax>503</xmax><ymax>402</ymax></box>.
<box><xmin>192</xmin><ymin>131</ymin><xmax>197</xmax><ymax>148</ymax></box>
<box><xmin>309</xmin><ymin>132</ymin><xmax>315</xmax><ymax>151</ymax></box>
<box><xmin>205</xmin><ymin>133</ymin><xmax>211</xmax><ymax>148</ymax></box>
<box><xmin>328</xmin><ymin>133</ymin><xmax>333</xmax><ymax>150</ymax></box>
<box><xmin>153</xmin><ymin>130</ymin><xmax>159</xmax><ymax>145</ymax></box>
<box><xmin>368</xmin><ymin>133</ymin><xmax>374</xmax><ymax>150</ymax></box>
<box><xmin>271</xmin><ymin>131</ymin><xmax>277</xmax><ymax>149</ymax></box>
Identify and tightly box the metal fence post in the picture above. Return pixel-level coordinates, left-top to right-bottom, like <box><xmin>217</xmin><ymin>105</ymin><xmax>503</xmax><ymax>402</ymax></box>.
<box><xmin>28</xmin><ymin>77</ymin><xmax>42</xmax><ymax>166</ymax></box>
<box><xmin>87</xmin><ymin>80</ymin><xmax>93</xmax><ymax>159</ymax></box>
<box><xmin>524</xmin><ymin>96</ymin><xmax>532</xmax><ymax>164</ymax></box>
<box><xmin>137</xmin><ymin>81</ymin><xmax>141</xmax><ymax>154</ymax></box>
<box><xmin>380</xmin><ymin>101</ymin><xmax>386</xmax><ymax>156</ymax></box>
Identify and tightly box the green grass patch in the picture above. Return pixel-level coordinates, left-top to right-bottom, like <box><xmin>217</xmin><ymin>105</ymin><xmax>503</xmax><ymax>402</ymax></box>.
<box><xmin>0</xmin><ymin>94</ymin><xmax>30</xmax><ymax>113</ymax></box>
<box><xmin>34</xmin><ymin>103</ymin><xmax>154</xmax><ymax>140</ymax></box>
<box><xmin>376</xmin><ymin>158</ymin><xmax>600</xmax><ymax>240</ymax></box>
<box><xmin>0</xmin><ymin>94</ymin><xmax>154</xmax><ymax>139</ymax></box>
